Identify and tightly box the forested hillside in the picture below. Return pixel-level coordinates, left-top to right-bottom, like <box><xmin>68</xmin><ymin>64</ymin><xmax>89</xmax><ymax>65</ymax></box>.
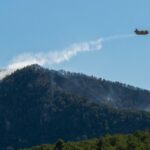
<box><xmin>0</xmin><ymin>65</ymin><xmax>150</xmax><ymax>149</ymax></box>
<box><xmin>2</xmin><ymin>64</ymin><xmax>150</xmax><ymax>111</ymax></box>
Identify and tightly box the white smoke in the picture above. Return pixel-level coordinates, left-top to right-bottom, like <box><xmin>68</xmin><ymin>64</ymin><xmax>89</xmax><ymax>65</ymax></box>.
<box><xmin>0</xmin><ymin>33</ymin><xmax>137</xmax><ymax>80</ymax></box>
<box><xmin>0</xmin><ymin>70</ymin><xmax>13</xmax><ymax>80</ymax></box>
<box><xmin>103</xmin><ymin>34</ymin><xmax>136</xmax><ymax>42</ymax></box>
<box><xmin>0</xmin><ymin>38</ymin><xmax>102</xmax><ymax>79</ymax></box>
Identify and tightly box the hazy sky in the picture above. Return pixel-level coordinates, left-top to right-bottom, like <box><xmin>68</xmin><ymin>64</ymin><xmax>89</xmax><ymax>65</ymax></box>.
<box><xmin>0</xmin><ymin>0</ymin><xmax>150</xmax><ymax>89</ymax></box>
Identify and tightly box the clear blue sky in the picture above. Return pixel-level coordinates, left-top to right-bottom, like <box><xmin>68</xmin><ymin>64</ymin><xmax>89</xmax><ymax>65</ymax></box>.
<box><xmin>0</xmin><ymin>0</ymin><xmax>150</xmax><ymax>89</ymax></box>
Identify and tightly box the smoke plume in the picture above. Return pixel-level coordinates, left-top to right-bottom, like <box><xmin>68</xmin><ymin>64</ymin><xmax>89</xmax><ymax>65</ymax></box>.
<box><xmin>102</xmin><ymin>34</ymin><xmax>136</xmax><ymax>42</ymax></box>
<box><xmin>0</xmin><ymin>38</ymin><xmax>102</xmax><ymax>79</ymax></box>
<box><xmin>0</xmin><ymin>33</ymin><xmax>136</xmax><ymax>80</ymax></box>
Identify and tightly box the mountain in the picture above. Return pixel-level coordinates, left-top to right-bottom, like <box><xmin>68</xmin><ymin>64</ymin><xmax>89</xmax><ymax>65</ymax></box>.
<box><xmin>2</xmin><ymin>64</ymin><xmax>150</xmax><ymax>111</ymax></box>
<box><xmin>0</xmin><ymin>65</ymin><xmax>150</xmax><ymax>149</ymax></box>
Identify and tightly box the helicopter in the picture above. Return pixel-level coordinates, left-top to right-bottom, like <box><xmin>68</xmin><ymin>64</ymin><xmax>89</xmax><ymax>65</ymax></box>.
<box><xmin>134</xmin><ymin>29</ymin><xmax>149</xmax><ymax>35</ymax></box>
